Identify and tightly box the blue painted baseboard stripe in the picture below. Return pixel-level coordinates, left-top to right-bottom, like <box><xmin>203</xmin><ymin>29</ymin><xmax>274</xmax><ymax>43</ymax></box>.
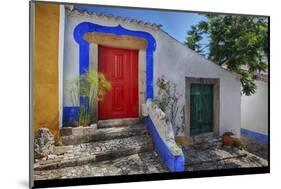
<box><xmin>241</xmin><ymin>128</ymin><xmax>268</xmax><ymax>144</ymax></box>
<box><xmin>144</xmin><ymin>116</ymin><xmax>185</xmax><ymax>172</ymax></box>
<box><xmin>63</xmin><ymin>107</ymin><xmax>80</xmax><ymax>126</ymax></box>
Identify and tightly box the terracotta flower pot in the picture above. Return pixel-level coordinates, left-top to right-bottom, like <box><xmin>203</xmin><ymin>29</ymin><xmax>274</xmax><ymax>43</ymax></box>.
<box><xmin>175</xmin><ymin>136</ymin><xmax>193</xmax><ymax>149</ymax></box>
<box><xmin>233</xmin><ymin>138</ymin><xmax>244</xmax><ymax>150</ymax></box>
<box><xmin>223</xmin><ymin>135</ymin><xmax>234</xmax><ymax>145</ymax></box>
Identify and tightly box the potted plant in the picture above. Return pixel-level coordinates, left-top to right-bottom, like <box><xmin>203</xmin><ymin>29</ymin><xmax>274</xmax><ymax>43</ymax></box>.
<box><xmin>233</xmin><ymin>139</ymin><xmax>244</xmax><ymax>150</ymax></box>
<box><xmin>222</xmin><ymin>131</ymin><xmax>234</xmax><ymax>146</ymax></box>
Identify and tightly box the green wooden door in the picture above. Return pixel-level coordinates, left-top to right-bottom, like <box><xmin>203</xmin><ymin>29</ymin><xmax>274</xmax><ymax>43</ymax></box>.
<box><xmin>190</xmin><ymin>84</ymin><xmax>213</xmax><ymax>136</ymax></box>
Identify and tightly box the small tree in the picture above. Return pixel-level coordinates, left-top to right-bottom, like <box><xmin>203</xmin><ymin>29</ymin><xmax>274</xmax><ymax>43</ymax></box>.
<box><xmin>69</xmin><ymin>70</ymin><xmax>111</xmax><ymax>126</ymax></box>
<box><xmin>185</xmin><ymin>15</ymin><xmax>268</xmax><ymax>95</ymax></box>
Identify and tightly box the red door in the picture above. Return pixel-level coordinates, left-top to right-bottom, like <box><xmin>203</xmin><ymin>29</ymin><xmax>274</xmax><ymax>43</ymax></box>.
<box><xmin>98</xmin><ymin>46</ymin><xmax>139</xmax><ymax>120</ymax></box>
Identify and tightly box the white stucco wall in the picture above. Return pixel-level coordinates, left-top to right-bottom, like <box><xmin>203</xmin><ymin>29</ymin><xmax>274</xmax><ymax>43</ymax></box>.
<box><xmin>241</xmin><ymin>81</ymin><xmax>268</xmax><ymax>135</ymax></box>
<box><xmin>62</xmin><ymin>10</ymin><xmax>160</xmax><ymax>107</ymax></box>
<box><xmin>63</xmin><ymin>9</ymin><xmax>241</xmax><ymax>136</ymax></box>
<box><xmin>154</xmin><ymin>31</ymin><xmax>241</xmax><ymax>136</ymax></box>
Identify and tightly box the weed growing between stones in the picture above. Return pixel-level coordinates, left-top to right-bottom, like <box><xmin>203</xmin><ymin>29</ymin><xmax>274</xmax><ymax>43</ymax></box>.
<box><xmin>154</xmin><ymin>76</ymin><xmax>183</xmax><ymax>135</ymax></box>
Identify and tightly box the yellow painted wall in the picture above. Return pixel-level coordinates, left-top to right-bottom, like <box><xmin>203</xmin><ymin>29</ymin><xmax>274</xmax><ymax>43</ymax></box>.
<box><xmin>34</xmin><ymin>3</ymin><xmax>60</xmax><ymax>142</ymax></box>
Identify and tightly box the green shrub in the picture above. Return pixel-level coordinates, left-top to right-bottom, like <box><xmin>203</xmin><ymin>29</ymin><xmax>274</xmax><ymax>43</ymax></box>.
<box><xmin>70</xmin><ymin>70</ymin><xmax>111</xmax><ymax>126</ymax></box>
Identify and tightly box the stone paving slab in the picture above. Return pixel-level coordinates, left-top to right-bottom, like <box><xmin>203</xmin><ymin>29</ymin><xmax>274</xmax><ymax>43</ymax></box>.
<box><xmin>34</xmin><ymin>135</ymin><xmax>153</xmax><ymax>171</ymax></box>
<box><xmin>34</xmin><ymin>152</ymin><xmax>168</xmax><ymax>180</ymax></box>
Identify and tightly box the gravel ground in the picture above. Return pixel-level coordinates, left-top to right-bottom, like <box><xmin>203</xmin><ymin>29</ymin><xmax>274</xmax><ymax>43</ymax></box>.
<box><xmin>183</xmin><ymin>136</ymin><xmax>268</xmax><ymax>171</ymax></box>
<box><xmin>34</xmin><ymin>152</ymin><xmax>167</xmax><ymax>180</ymax></box>
<box><xmin>240</xmin><ymin>135</ymin><xmax>269</xmax><ymax>160</ymax></box>
<box><xmin>33</xmin><ymin>132</ymin><xmax>268</xmax><ymax>180</ymax></box>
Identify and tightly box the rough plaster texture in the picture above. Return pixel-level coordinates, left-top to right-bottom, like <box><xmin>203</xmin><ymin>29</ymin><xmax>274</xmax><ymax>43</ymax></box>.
<box><xmin>34</xmin><ymin>3</ymin><xmax>60</xmax><ymax>140</ymax></box>
<box><xmin>63</xmin><ymin>9</ymin><xmax>241</xmax><ymax>136</ymax></box>
<box><xmin>154</xmin><ymin>31</ymin><xmax>241</xmax><ymax>136</ymax></box>
<box><xmin>241</xmin><ymin>81</ymin><xmax>268</xmax><ymax>135</ymax></box>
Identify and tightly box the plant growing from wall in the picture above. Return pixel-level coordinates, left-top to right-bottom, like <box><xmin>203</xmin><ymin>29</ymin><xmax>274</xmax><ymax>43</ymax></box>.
<box><xmin>69</xmin><ymin>70</ymin><xmax>111</xmax><ymax>126</ymax></box>
<box><xmin>154</xmin><ymin>77</ymin><xmax>171</xmax><ymax>112</ymax></box>
<box><xmin>169</xmin><ymin>83</ymin><xmax>180</xmax><ymax>128</ymax></box>
<box><xmin>154</xmin><ymin>76</ymin><xmax>182</xmax><ymax>134</ymax></box>
<box><xmin>178</xmin><ymin>106</ymin><xmax>185</xmax><ymax>135</ymax></box>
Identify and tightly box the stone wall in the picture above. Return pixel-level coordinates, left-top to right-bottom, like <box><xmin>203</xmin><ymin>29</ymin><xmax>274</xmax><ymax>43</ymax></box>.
<box><xmin>34</xmin><ymin>128</ymin><xmax>55</xmax><ymax>159</ymax></box>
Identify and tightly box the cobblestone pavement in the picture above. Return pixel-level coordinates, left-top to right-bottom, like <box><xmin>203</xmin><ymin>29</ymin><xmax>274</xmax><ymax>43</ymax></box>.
<box><xmin>183</xmin><ymin>136</ymin><xmax>268</xmax><ymax>171</ymax></box>
<box><xmin>34</xmin><ymin>130</ymin><xmax>269</xmax><ymax>180</ymax></box>
<box><xmin>240</xmin><ymin>135</ymin><xmax>268</xmax><ymax>160</ymax></box>
<box><xmin>71</xmin><ymin>135</ymin><xmax>152</xmax><ymax>156</ymax></box>
<box><xmin>34</xmin><ymin>152</ymin><xmax>168</xmax><ymax>180</ymax></box>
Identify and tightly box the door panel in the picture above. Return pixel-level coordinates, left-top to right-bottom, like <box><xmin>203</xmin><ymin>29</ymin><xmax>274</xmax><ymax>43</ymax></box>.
<box><xmin>190</xmin><ymin>84</ymin><xmax>213</xmax><ymax>136</ymax></box>
<box><xmin>98</xmin><ymin>46</ymin><xmax>139</xmax><ymax>120</ymax></box>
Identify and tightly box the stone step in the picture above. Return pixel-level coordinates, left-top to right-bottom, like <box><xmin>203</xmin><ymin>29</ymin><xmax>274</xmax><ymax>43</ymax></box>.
<box><xmin>34</xmin><ymin>152</ymin><xmax>167</xmax><ymax>180</ymax></box>
<box><xmin>61</xmin><ymin>124</ymin><xmax>147</xmax><ymax>145</ymax></box>
<box><xmin>97</xmin><ymin>118</ymin><xmax>141</xmax><ymax>128</ymax></box>
<box><xmin>34</xmin><ymin>134</ymin><xmax>154</xmax><ymax>171</ymax></box>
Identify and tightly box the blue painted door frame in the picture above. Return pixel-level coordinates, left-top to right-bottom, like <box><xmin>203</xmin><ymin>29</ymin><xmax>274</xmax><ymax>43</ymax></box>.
<box><xmin>63</xmin><ymin>22</ymin><xmax>156</xmax><ymax>126</ymax></box>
